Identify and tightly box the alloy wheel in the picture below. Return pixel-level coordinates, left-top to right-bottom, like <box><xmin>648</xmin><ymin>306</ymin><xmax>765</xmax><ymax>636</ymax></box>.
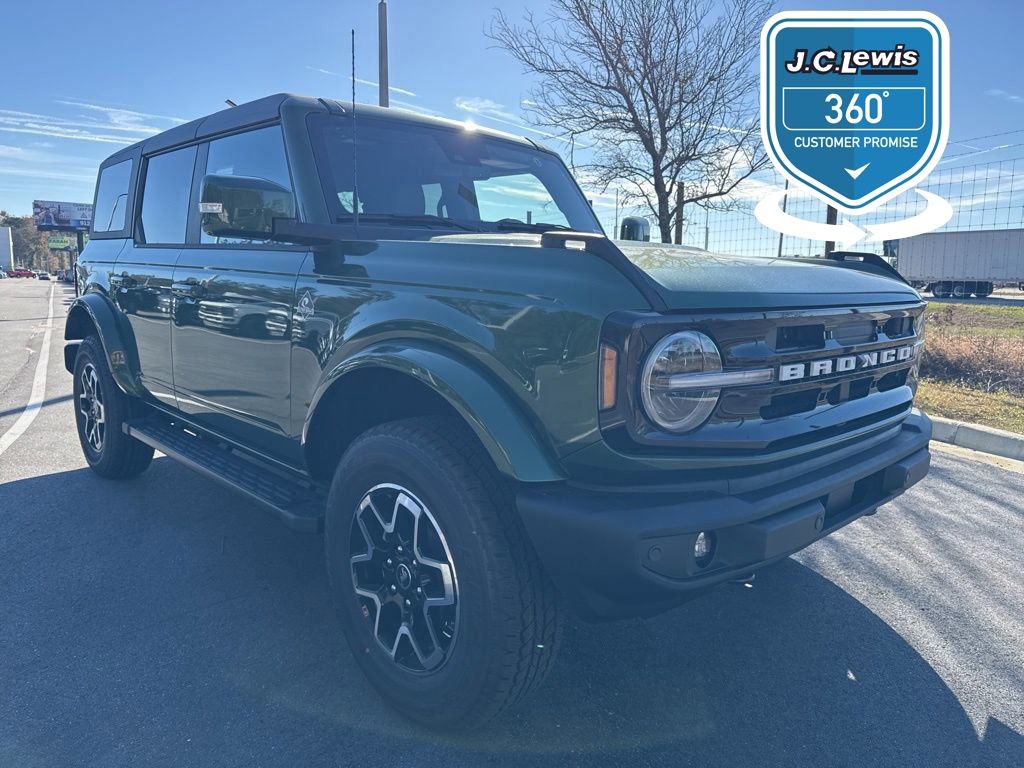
<box><xmin>78</xmin><ymin>363</ymin><xmax>106</xmax><ymax>454</ymax></box>
<box><xmin>350</xmin><ymin>483</ymin><xmax>459</xmax><ymax>673</ymax></box>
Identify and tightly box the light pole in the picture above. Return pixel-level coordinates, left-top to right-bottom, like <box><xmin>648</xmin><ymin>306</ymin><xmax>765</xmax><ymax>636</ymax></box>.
<box><xmin>378</xmin><ymin>0</ymin><xmax>389</xmax><ymax>107</ymax></box>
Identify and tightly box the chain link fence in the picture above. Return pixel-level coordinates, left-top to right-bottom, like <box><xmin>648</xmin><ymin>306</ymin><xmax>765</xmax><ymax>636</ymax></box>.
<box><xmin>668</xmin><ymin>155</ymin><xmax>1024</xmax><ymax>261</ymax></box>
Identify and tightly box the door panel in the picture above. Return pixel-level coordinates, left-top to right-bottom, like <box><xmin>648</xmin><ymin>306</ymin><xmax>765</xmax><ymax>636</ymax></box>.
<box><xmin>110</xmin><ymin>243</ymin><xmax>180</xmax><ymax>408</ymax></box>
<box><xmin>171</xmin><ymin>248</ymin><xmax>304</xmax><ymax>461</ymax></box>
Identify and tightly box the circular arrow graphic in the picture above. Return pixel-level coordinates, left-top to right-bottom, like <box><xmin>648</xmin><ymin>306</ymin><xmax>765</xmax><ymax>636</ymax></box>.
<box><xmin>755</xmin><ymin>188</ymin><xmax>866</xmax><ymax>246</ymax></box>
<box><xmin>862</xmin><ymin>190</ymin><xmax>954</xmax><ymax>242</ymax></box>
<box><xmin>755</xmin><ymin>187</ymin><xmax>954</xmax><ymax>248</ymax></box>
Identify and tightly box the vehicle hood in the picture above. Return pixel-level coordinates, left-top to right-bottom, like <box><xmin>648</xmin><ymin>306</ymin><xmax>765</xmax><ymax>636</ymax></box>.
<box><xmin>613</xmin><ymin>242</ymin><xmax>920</xmax><ymax>309</ymax></box>
<box><xmin>430</xmin><ymin>233</ymin><xmax>921</xmax><ymax>310</ymax></box>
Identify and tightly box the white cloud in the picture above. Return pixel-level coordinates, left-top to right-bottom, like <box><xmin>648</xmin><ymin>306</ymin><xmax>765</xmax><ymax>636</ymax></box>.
<box><xmin>389</xmin><ymin>99</ymin><xmax>446</xmax><ymax>117</ymax></box>
<box><xmin>985</xmin><ymin>88</ymin><xmax>1024</xmax><ymax>104</ymax></box>
<box><xmin>55</xmin><ymin>100</ymin><xmax>188</xmax><ymax>126</ymax></box>
<box><xmin>0</xmin><ymin>101</ymin><xmax>188</xmax><ymax>146</ymax></box>
<box><xmin>0</xmin><ymin>165</ymin><xmax>96</xmax><ymax>183</ymax></box>
<box><xmin>305</xmin><ymin>66</ymin><xmax>416</xmax><ymax>97</ymax></box>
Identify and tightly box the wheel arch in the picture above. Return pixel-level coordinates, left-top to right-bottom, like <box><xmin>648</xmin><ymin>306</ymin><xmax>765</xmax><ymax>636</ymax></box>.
<box><xmin>302</xmin><ymin>343</ymin><xmax>566</xmax><ymax>485</ymax></box>
<box><xmin>64</xmin><ymin>293</ymin><xmax>145</xmax><ymax>397</ymax></box>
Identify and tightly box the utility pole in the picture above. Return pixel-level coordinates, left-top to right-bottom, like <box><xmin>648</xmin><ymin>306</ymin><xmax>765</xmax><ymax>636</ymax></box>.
<box><xmin>824</xmin><ymin>204</ymin><xmax>837</xmax><ymax>255</ymax></box>
<box><xmin>378</xmin><ymin>0</ymin><xmax>389</xmax><ymax>107</ymax></box>
<box><xmin>777</xmin><ymin>178</ymin><xmax>789</xmax><ymax>258</ymax></box>
<box><xmin>704</xmin><ymin>207</ymin><xmax>710</xmax><ymax>251</ymax></box>
<box><xmin>674</xmin><ymin>186</ymin><xmax>684</xmax><ymax>245</ymax></box>
<box><xmin>614</xmin><ymin>188</ymin><xmax>619</xmax><ymax>237</ymax></box>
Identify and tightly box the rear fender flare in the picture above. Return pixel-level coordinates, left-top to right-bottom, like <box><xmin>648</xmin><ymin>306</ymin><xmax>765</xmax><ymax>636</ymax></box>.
<box><xmin>64</xmin><ymin>292</ymin><xmax>145</xmax><ymax>397</ymax></box>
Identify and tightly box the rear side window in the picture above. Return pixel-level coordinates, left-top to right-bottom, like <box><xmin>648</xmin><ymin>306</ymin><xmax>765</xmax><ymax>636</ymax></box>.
<box><xmin>138</xmin><ymin>146</ymin><xmax>197</xmax><ymax>244</ymax></box>
<box><xmin>92</xmin><ymin>159</ymin><xmax>132</xmax><ymax>233</ymax></box>
<box><xmin>201</xmin><ymin>126</ymin><xmax>293</xmax><ymax>245</ymax></box>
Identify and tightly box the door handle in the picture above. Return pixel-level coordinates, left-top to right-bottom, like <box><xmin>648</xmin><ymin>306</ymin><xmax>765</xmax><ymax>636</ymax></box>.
<box><xmin>171</xmin><ymin>280</ymin><xmax>206</xmax><ymax>299</ymax></box>
<box><xmin>109</xmin><ymin>272</ymin><xmax>136</xmax><ymax>292</ymax></box>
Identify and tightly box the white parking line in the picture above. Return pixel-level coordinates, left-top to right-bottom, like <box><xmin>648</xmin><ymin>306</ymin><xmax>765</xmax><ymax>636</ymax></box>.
<box><xmin>0</xmin><ymin>283</ymin><xmax>56</xmax><ymax>457</ymax></box>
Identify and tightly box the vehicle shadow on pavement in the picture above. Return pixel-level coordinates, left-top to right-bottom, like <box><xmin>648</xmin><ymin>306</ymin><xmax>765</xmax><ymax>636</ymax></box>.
<box><xmin>1</xmin><ymin>458</ymin><xmax>1020</xmax><ymax>768</ymax></box>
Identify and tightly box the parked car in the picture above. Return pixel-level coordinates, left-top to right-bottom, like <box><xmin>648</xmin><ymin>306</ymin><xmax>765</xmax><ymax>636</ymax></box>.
<box><xmin>9</xmin><ymin>268</ymin><xmax>35</xmax><ymax>278</ymax></box>
<box><xmin>37</xmin><ymin>271</ymin><xmax>51</xmax><ymax>280</ymax></box>
<box><xmin>65</xmin><ymin>93</ymin><xmax>932</xmax><ymax>731</ymax></box>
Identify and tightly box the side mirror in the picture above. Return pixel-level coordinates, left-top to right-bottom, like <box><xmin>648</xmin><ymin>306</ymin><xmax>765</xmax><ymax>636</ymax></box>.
<box><xmin>199</xmin><ymin>174</ymin><xmax>295</xmax><ymax>240</ymax></box>
<box><xmin>618</xmin><ymin>216</ymin><xmax>651</xmax><ymax>242</ymax></box>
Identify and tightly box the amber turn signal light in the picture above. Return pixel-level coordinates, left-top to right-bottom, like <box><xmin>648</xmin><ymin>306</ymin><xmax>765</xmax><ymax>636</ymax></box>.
<box><xmin>599</xmin><ymin>344</ymin><xmax>618</xmax><ymax>410</ymax></box>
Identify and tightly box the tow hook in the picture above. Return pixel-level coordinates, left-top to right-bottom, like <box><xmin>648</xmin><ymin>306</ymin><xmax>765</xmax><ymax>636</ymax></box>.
<box><xmin>729</xmin><ymin>573</ymin><xmax>756</xmax><ymax>586</ymax></box>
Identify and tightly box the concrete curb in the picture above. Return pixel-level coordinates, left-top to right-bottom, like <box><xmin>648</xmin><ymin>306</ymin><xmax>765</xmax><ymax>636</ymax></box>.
<box><xmin>929</xmin><ymin>415</ymin><xmax>1024</xmax><ymax>461</ymax></box>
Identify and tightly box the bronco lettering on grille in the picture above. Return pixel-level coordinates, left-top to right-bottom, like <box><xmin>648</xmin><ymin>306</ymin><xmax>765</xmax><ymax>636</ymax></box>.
<box><xmin>778</xmin><ymin>344</ymin><xmax>916</xmax><ymax>382</ymax></box>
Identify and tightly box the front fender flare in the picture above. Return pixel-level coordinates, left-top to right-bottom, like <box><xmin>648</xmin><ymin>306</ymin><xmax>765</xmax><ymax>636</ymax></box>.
<box><xmin>305</xmin><ymin>342</ymin><xmax>567</xmax><ymax>483</ymax></box>
<box><xmin>64</xmin><ymin>293</ymin><xmax>145</xmax><ymax>397</ymax></box>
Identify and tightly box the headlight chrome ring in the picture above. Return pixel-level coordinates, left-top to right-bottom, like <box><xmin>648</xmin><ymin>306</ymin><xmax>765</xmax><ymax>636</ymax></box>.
<box><xmin>641</xmin><ymin>330</ymin><xmax>723</xmax><ymax>433</ymax></box>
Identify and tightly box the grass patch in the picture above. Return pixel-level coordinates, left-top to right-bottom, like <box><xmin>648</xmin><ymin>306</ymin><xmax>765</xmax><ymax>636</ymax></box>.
<box><xmin>919</xmin><ymin>301</ymin><xmax>1024</xmax><ymax>397</ymax></box>
<box><xmin>924</xmin><ymin>301</ymin><xmax>1024</xmax><ymax>339</ymax></box>
<box><xmin>916</xmin><ymin>379</ymin><xmax>1024</xmax><ymax>434</ymax></box>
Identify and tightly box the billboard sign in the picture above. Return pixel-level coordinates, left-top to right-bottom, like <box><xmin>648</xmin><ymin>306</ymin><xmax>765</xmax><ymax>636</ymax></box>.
<box><xmin>47</xmin><ymin>235</ymin><xmax>75</xmax><ymax>251</ymax></box>
<box><xmin>32</xmin><ymin>200</ymin><xmax>93</xmax><ymax>232</ymax></box>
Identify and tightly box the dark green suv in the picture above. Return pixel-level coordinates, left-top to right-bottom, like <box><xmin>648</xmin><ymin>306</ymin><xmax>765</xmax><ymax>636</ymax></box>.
<box><xmin>66</xmin><ymin>94</ymin><xmax>931</xmax><ymax>730</ymax></box>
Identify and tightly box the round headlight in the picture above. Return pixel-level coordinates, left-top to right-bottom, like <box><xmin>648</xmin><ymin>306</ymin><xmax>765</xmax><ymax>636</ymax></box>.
<box><xmin>641</xmin><ymin>331</ymin><xmax>722</xmax><ymax>432</ymax></box>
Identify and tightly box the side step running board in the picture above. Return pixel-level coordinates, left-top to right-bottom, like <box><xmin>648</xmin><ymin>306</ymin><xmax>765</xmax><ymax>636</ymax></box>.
<box><xmin>125</xmin><ymin>418</ymin><xmax>324</xmax><ymax>533</ymax></box>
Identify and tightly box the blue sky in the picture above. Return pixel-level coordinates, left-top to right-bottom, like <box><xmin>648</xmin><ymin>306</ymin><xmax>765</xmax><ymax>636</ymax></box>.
<box><xmin>1</xmin><ymin>0</ymin><xmax>1022</xmax><ymax>234</ymax></box>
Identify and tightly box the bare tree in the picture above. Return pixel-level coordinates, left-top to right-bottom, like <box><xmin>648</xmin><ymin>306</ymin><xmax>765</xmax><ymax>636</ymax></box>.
<box><xmin>490</xmin><ymin>0</ymin><xmax>772</xmax><ymax>243</ymax></box>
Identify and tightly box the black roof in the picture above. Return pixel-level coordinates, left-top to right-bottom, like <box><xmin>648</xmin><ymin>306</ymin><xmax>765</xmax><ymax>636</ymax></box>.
<box><xmin>100</xmin><ymin>93</ymin><xmax>538</xmax><ymax>168</ymax></box>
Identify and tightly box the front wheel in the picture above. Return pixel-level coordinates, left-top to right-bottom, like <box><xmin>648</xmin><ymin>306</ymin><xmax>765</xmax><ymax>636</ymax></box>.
<box><xmin>73</xmin><ymin>335</ymin><xmax>154</xmax><ymax>478</ymax></box>
<box><xmin>325</xmin><ymin>416</ymin><xmax>563</xmax><ymax>731</ymax></box>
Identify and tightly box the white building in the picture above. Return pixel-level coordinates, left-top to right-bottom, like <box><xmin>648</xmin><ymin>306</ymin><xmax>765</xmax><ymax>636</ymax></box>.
<box><xmin>0</xmin><ymin>227</ymin><xmax>12</xmax><ymax>270</ymax></box>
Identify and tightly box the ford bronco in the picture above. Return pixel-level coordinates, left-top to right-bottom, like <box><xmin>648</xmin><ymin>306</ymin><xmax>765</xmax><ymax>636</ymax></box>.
<box><xmin>66</xmin><ymin>94</ymin><xmax>931</xmax><ymax>730</ymax></box>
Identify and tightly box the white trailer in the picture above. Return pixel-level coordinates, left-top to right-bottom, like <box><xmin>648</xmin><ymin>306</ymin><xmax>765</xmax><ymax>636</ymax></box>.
<box><xmin>895</xmin><ymin>228</ymin><xmax>1024</xmax><ymax>298</ymax></box>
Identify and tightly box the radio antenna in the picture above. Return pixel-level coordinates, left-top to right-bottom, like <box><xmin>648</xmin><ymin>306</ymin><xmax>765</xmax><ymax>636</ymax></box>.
<box><xmin>351</xmin><ymin>28</ymin><xmax>360</xmax><ymax>230</ymax></box>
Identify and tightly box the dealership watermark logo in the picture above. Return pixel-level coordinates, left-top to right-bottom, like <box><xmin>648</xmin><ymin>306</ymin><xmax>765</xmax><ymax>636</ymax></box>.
<box><xmin>756</xmin><ymin>11</ymin><xmax>952</xmax><ymax>245</ymax></box>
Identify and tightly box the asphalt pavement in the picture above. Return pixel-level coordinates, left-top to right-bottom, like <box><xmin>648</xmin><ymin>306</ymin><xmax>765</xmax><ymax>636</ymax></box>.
<box><xmin>0</xmin><ymin>279</ymin><xmax>1022</xmax><ymax>767</ymax></box>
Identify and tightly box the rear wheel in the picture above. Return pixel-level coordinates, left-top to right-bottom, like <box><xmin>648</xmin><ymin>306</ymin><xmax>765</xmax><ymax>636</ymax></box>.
<box><xmin>73</xmin><ymin>335</ymin><xmax>154</xmax><ymax>478</ymax></box>
<box><xmin>951</xmin><ymin>283</ymin><xmax>968</xmax><ymax>299</ymax></box>
<box><xmin>931</xmin><ymin>282</ymin><xmax>951</xmax><ymax>298</ymax></box>
<box><xmin>325</xmin><ymin>415</ymin><xmax>562</xmax><ymax>730</ymax></box>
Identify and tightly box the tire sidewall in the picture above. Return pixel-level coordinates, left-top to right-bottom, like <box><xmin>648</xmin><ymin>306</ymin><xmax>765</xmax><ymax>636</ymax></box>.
<box><xmin>73</xmin><ymin>339</ymin><xmax>109</xmax><ymax>467</ymax></box>
<box><xmin>325</xmin><ymin>431</ymin><xmax>500</xmax><ymax>720</ymax></box>
<box><xmin>72</xmin><ymin>336</ymin><xmax>151</xmax><ymax>476</ymax></box>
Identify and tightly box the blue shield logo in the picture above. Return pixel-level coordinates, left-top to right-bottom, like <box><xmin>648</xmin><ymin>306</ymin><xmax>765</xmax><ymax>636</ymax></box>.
<box><xmin>761</xmin><ymin>11</ymin><xmax>949</xmax><ymax>214</ymax></box>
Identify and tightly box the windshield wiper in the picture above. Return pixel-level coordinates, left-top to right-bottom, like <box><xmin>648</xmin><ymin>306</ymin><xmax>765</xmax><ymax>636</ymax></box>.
<box><xmin>492</xmin><ymin>218</ymin><xmax>572</xmax><ymax>233</ymax></box>
<box><xmin>336</xmin><ymin>213</ymin><xmax>480</xmax><ymax>232</ymax></box>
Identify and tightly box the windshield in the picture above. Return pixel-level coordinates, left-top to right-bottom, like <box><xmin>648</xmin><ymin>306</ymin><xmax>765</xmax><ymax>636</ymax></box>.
<box><xmin>308</xmin><ymin>113</ymin><xmax>602</xmax><ymax>237</ymax></box>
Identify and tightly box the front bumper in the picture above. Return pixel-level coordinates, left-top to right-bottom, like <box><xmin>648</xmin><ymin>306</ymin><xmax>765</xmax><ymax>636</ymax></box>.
<box><xmin>517</xmin><ymin>411</ymin><xmax>932</xmax><ymax>621</ymax></box>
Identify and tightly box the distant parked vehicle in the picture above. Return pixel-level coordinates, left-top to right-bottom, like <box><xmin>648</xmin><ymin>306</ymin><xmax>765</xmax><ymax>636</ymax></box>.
<box><xmin>38</xmin><ymin>271</ymin><xmax>51</xmax><ymax>280</ymax></box>
<box><xmin>0</xmin><ymin>270</ymin><xmax>7</xmax><ymax>278</ymax></box>
<box><xmin>896</xmin><ymin>228</ymin><xmax>1024</xmax><ymax>298</ymax></box>
<box><xmin>9</xmin><ymin>268</ymin><xmax>35</xmax><ymax>278</ymax></box>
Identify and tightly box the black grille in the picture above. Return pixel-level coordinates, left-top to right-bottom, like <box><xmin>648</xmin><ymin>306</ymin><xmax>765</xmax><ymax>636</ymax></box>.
<box><xmin>599</xmin><ymin>302</ymin><xmax>926</xmax><ymax>456</ymax></box>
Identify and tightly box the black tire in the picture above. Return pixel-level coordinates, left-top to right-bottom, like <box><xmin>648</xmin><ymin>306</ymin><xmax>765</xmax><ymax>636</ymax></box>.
<box><xmin>73</xmin><ymin>335</ymin><xmax>154</xmax><ymax>479</ymax></box>
<box><xmin>324</xmin><ymin>415</ymin><xmax>562</xmax><ymax>731</ymax></box>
